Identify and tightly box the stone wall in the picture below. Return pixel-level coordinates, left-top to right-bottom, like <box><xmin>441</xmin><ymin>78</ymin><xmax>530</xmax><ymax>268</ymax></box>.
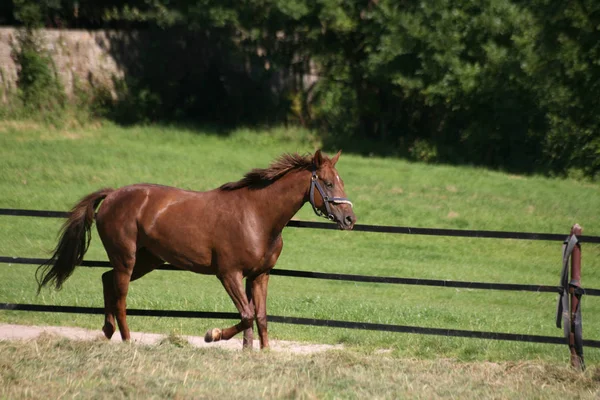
<box><xmin>0</xmin><ymin>27</ymin><xmax>130</xmax><ymax>102</ymax></box>
<box><xmin>0</xmin><ymin>27</ymin><xmax>312</xmax><ymax>124</ymax></box>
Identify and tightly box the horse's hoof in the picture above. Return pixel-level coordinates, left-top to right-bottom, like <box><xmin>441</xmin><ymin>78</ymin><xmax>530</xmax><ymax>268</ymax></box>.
<box><xmin>204</xmin><ymin>328</ymin><xmax>222</xmax><ymax>343</ymax></box>
<box><xmin>102</xmin><ymin>323</ymin><xmax>115</xmax><ymax>340</ymax></box>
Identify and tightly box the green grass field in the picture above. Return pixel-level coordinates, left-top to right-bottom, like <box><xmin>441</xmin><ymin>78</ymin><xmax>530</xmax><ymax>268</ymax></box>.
<box><xmin>1</xmin><ymin>120</ymin><xmax>600</xmax><ymax>364</ymax></box>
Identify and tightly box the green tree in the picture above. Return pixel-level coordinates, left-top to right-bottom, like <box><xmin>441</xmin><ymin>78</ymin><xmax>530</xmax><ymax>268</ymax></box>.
<box><xmin>514</xmin><ymin>0</ymin><xmax>600</xmax><ymax>175</ymax></box>
<box><xmin>6</xmin><ymin>0</ymin><xmax>599</xmax><ymax>176</ymax></box>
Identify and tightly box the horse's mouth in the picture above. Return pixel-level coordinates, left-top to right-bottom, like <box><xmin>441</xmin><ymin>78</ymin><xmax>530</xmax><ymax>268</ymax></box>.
<box><xmin>337</xmin><ymin>220</ymin><xmax>355</xmax><ymax>231</ymax></box>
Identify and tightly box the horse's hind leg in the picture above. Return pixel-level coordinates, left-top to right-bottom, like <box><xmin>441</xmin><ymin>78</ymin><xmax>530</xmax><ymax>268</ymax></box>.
<box><xmin>130</xmin><ymin>248</ymin><xmax>164</xmax><ymax>282</ymax></box>
<box><xmin>107</xmin><ymin>254</ymin><xmax>135</xmax><ymax>341</ymax></box>
<box><xmin>102</xmin><ymin>248</ymin><xmax>163</xmax><ymax>341</ymax></box>
<box><xmin>251</xmin><ymin>273</ymin><xmax>270</xmax><ymax>349</ymax></box>
<box><xmin>101</xmin><ymin>270</ymin><xmax>117</xmax><ymax>339</ymax></box>
<box><xmin>242</xmin><ymin>278</ymin><xmax>254</xmax><ymax>349</ymax></box>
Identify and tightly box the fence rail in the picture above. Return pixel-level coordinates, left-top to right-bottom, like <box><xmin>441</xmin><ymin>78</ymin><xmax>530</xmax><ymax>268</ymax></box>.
<box><xmin>2</xmin><ymin>208</ymin><xmax>600</xmax><ymax>349</ymax></box>
<box><xmin>2</xmin><ymin>208</ymin><xmax>600</xmax><ymax>243</ymax></box>
<box><xmin>3</xmin><ymin>302</ymin><xmax>600</xmax><ymax>348</ymax></box>
<box><xmin>3</xmin><ymin>256</ymin><xmax>600</xmax><ymax>296</ymax></box>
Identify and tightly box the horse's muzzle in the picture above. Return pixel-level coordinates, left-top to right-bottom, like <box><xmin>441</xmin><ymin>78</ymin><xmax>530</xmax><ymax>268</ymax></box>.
<box><xmin>338</xmin><ymin>213</ymin><xmax>356</xmax><ymax>230</ymax></box>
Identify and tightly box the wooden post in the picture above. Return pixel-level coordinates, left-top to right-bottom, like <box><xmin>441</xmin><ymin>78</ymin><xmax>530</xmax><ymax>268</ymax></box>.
<box><xmin>569</xmin><ymin>224</ymin><xmax>584</xmax><ymax>370</ymax></box>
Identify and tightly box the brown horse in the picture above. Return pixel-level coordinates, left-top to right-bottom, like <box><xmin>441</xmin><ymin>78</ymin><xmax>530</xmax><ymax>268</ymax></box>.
<box><xmin>36</xmin><ymin>150</ymin><xmax>356</xmax><ymax>349</ymax></box>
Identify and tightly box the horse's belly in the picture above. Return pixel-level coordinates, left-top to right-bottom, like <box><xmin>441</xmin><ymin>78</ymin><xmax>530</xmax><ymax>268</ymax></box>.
<box><xmin>143</xmin><ymin>238</ymin><xmax>215</xmax><ymax>275</ymax></box>
<box><xmin>176</xmin><ymin>262</ymin><xmax>216</xmax><ymax>275</ymax></box>
<box><xmin>159</xmin><ymin>251</ymin><xmax>216</xmax><ymax>275</ymax></box>
<box><xmin>139</xmin><ymin>201</ymin><xmax>218</xmax><ymax>273</ymax></box>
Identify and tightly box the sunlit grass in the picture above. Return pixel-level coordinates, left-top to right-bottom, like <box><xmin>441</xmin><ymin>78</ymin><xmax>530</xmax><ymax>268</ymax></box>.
<box><xmin>1</xmin><ymin>120</ymin><xmax>599</xmax><ymax>362</ymax></box>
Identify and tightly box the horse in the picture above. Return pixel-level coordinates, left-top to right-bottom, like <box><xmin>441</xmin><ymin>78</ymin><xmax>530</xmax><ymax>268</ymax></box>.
<box><xmin>36</xmin><ymin>149</ymin><xmax>356</xmax><ymax>349</ymax></box>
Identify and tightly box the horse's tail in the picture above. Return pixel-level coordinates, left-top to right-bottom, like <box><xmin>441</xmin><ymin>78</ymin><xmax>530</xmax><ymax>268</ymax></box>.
<box><xmin>36</xmin><ymin>188</ymin><xmax>114</xmax><ymax>294</ymax></box>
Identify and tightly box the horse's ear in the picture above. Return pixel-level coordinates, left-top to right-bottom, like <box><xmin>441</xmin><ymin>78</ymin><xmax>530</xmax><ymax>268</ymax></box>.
<box><xmin>331</xmin><ymin>150</ymin><xmax>342</xmax><ymax>166</ymax></box>
<box><xmin>313</xmin><ymin>149</ymin><xmax>324</xmax><ymax>168</ymax></box>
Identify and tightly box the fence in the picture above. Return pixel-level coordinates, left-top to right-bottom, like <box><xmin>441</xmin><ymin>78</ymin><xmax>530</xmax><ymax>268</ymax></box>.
<box><xmin>2</xmin><ymin>208</ymin><xmax>600</xmax><ymax>352</ymax></box>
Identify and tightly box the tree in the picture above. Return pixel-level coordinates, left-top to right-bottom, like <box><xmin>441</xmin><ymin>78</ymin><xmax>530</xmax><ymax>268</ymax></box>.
<box><xmin>5</xmin><ymin>0</ymin><xmax>599</xmax><ymax>176</ymax></box>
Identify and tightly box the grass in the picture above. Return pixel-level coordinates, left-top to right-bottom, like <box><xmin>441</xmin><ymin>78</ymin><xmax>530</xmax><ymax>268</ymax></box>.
<box><xmin>1</xmin><ymin>120</ymin><xmax>600</xmax><ymax>364</ymax></box>
<box><xmin>1</xmin><ymin>336</ymin><xmax>600</xmax><ymax>399</ymax></box>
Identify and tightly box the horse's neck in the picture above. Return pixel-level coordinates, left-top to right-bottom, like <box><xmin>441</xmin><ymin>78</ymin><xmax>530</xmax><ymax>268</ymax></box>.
<box><xmin>250</xmin><ymin>170</ymin><xmax>309</xmax><ymax>234</ymax></box>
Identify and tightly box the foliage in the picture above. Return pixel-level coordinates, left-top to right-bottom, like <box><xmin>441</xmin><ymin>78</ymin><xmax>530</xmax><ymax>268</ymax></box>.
<box><xmin>10</xmin><ymin>0</ymin><xmax>66</xmax><ymax>124</ymax></box>
<box><xmin>2</xmin><ymin>0</ymin><xmax>600</xmax><ymax>176</ymax></box>
<box><xmin>517</xmin><ymin>1</ymin><xmax>600</xmax><ymax>177</ymax></box>
<box><xmin>12</xmin><ymin>31</ymin><xmax>65</xmax><ymax>118</ymax></box>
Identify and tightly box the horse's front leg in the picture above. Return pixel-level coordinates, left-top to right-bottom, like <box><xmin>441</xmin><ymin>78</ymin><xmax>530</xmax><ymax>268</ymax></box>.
<box><xmin>205</xmin><ymin>272</ymin><xmax>255</xmax><ymax>349</ymax></box>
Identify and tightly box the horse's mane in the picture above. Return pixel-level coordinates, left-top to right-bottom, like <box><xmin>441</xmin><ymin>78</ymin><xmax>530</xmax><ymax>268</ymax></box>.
<box><xmin>219</xmin><ymin>153</ymin><xmax>314</xmax><ymax>191</ymax></box>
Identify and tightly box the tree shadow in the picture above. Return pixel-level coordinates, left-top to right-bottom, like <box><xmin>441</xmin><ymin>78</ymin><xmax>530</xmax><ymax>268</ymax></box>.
<box><xmin>94</xmin><ymin>27</ymin><xmax>292</xmax><ymax>133</ymax></box>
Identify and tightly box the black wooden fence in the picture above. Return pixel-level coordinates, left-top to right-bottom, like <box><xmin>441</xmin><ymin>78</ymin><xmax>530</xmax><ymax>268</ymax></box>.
<box><xmin>1</xmin><ymin>208</ymin><xmax>600</xmax><ymax>348</ymax></box>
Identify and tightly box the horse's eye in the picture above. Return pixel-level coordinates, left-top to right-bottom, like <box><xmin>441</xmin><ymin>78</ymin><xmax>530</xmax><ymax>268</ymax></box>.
<box><xmin>325</xmin><ymin>181</ymin><xmax>334</xmax><ymax>188</ymax></box>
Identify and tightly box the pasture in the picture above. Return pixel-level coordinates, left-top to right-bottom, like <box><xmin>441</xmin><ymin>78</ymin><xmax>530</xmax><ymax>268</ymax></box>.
<box><xmin>1</xmin><ymin>120</ymin><xmax>600</xmax><ymax>367</ymax></box>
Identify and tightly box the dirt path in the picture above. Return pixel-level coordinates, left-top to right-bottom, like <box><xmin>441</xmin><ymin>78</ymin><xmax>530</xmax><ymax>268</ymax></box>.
<box><xmin>0</xmin><ymin>323</ymin><xmax>343</xmax><ymax>354</ymax></box>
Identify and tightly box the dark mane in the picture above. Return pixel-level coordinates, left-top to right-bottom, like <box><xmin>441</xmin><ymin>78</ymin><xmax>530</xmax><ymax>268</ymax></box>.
<box><xmin>219</xmin><ymin>153</ymin><xmax>314</xmax><ymax>191</ymax></box>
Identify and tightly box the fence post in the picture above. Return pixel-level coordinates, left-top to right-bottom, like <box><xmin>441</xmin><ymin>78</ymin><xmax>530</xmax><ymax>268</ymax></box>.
<box><xmin>569</xmin><ymin>224</ymin><xmax>584</xmax><ymax>370</ymax></box>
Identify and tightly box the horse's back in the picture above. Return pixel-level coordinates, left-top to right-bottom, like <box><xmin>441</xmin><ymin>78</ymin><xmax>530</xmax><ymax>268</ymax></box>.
<box><xmin>95</xmin><ymin>183</ymin><xmax>220</xmax><ymax>271</ymax></box>
<box><xmin>96</xmin><ymin>183</ymin><xmax>193</xmax><ymax>222</ymax></box>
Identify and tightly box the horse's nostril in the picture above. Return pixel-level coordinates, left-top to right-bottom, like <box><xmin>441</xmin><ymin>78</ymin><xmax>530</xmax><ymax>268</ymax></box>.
<box><xmin>345</xmin><ymin>215</ymin><xmax>353</xmax><ymax>226</ymax></box>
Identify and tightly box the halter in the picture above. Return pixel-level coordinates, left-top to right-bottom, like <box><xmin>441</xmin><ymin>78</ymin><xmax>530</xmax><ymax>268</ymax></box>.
<box><xmin>309</xmin><ymin>170</ymin><xmax>353</xmax><ymax>221</ymax></box>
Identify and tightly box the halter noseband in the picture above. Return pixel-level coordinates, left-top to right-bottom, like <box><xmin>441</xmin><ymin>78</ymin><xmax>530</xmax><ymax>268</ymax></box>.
<box><xmin>309</xmin><ymin>170</ymin><xmax>353</xmax><ymax>221</ymax></box>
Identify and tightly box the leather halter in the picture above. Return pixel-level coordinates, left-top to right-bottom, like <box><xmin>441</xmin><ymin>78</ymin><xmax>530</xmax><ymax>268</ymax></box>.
<box><xmin>309</xmin><ymin>170</ymin><xmax>353</xmax><ymax>221</ymax></box>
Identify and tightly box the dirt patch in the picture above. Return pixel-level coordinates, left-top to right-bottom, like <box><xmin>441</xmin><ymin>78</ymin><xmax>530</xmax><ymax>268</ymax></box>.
<box><xmin>0</xmin><ymin>323</ymin><xmax>343</xmax><ymax>354</ymax></box>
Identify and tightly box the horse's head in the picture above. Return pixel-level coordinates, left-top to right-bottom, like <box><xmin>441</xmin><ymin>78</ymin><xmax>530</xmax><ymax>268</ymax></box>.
<box><xmin>309</xmin><ymin>149</ymin><xmax>357</xmax><ymax>230</ymax></box>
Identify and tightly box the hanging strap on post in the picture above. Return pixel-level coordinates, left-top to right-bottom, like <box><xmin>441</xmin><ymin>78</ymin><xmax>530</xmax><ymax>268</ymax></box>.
<box><xmin>556</xmin><ymin>234</ymin><xmax>577</xmax><ymax>330</ymax></box>
<box><xmin>556</xmin><ymin>224</ymin><xmax>585</xmax><ymax>370</ymax></box>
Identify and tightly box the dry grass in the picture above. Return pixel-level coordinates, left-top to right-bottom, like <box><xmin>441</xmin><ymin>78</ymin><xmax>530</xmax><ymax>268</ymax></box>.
<box><xmin>0</xmin><ymin>120</ymin><xmax>43</xmax><ymax>133</ymax></box>
<box><xmin>1</xmin><ymin>335</ymin><xmax>600</xmax><ymax>399</ymax></box>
